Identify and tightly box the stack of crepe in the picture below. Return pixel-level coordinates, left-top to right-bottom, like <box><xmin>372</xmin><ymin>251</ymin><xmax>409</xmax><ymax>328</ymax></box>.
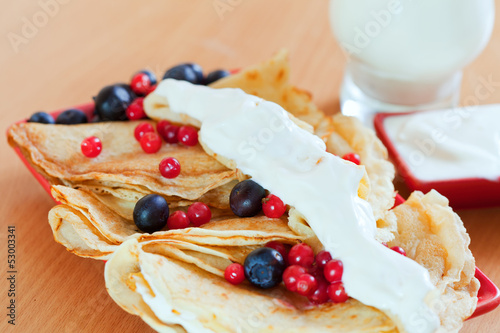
<box><xmin>7</xmin><ymin>51</ymin><xmax>478</xmax><ymax>332</ymax></box>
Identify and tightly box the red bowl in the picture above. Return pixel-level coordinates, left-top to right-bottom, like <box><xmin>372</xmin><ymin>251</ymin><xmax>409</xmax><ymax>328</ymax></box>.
<box><xmin>7</xmin><ymin>104</ymin><xmax>500</xmax><ymax>319</ymax></box>
<box><xmin>374</xmin><ymin>112</ymin><xmax>500</xmax><ymax>209</ymax></box>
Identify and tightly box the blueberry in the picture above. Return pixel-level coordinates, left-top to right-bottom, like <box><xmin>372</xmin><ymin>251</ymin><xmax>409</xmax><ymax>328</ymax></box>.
<box><xmin>230</xmin><ymin>180</ymin><xmax>266</xmax><ymax>217</ymax></box>
<box><xmin>133</xmin><ymin>194</ymin><xmax>169</xmax><ymax>233</ymax></box>
<box><xmin>204</xmin><ymin>69</ymin><xmax>230</xmax><ymax>85</ymax></box>
<box><xmin>186</xmin><ymin>63</ymin><xmax>204</xmax><ymax>84</ymax></box>
<box><xmin>136</xmin><ymin>69</ymin><xmax>157</xmax><ymax>85</ymax></box>
<box><xmin>94</xmin><ymin>84</ymin><xmax>136</xmax><ymax>121</ymax></box>
<box><xmin>28</xmin><ymin>111</ymin><xmax>55</xmax><ymax>124</ymax></box>
<box><xmin>55</xmin><ymin>109</ymin><xmax>88</xmax><ymax>125</ymax></box>
<box><xmin>244</xmin><ymin>247</ymin><xmax>286</xmax><ymax>289</ymax></box>
<box><xmin>163</xmin><ymin>63</ymin><xmax>204</xmax><ymax>85</ymax></box>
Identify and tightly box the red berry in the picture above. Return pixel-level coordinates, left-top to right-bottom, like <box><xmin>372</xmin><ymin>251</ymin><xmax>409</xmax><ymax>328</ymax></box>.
<box><xmin>224</xmin><ymin>263</ymin><xmax>245</xmax><ymax>285</ymax></box>
<box><xmin>157</xmin><ymin>120</ymin><xmax>171</xmax><ymax>140</ymax></box>
<box><xmin>145</xmin><ymin>84</ymin><xmax>157</xmax><ymax>96</ymax></box>
<box><xmin>134</xmin><ymin>122</ymin><xmax>154</xmax><ymax>141</ymax></box>
<box><xmin>315</xmin><ymin>250</ymin><xmax>333</xmax><ymax>269</ymax></box>
<box><xmin>126</xmin><ymin>97</ymin><xmax>146</xmax><ymax>120</ymax></box>
<box><xmin>81</xmin><ymin>136</ymin><xmax>102</xmax><ymax>158</ymax></box>
<box><xmin>342</xmin><ymin>152</ymin><xmax>361</xmax><ymax>165</ymax></box>
<box><xmin>140</xmin><ymin>132</ymin><xmax>162</xmax><ymax>154</ymax></box>
<box><xmin>131</xmin><ymin>73</ymin><xmax>152</xmax><ymax>95</ymax></box>
<box><xmin>382</xmin><ymin>242</ymin><xmax>389</xmax><ymax>247</ymax></box>
<box><xmin>283</xmin><ymin>265</ymin><xmax>307</xmax><ymax>292</ymax></box>
<box><xmin>308</xmin><ymin>264</ymin><xmax>324</xmax><ymax>279</ymax></box>
<box><xmin>262</xmin><ymin>194</ymin><xmax>286</xmax><ymax>218</ymax></box>
<box><xmin>327</xmin><ymin>282</ymin><xmax>349</xmax><ymax>303</ymax></box>
<box><xmin>178</xmin><ymin>125</ymin><xmax>198</xmax><ymax>146</ymax></box>
<box><xmin>323</xmin><ymin>259</ymin><xmax>343</xmax><ymax>283</ymax></box>
<box><xmin>187</xmin><ymin>202</ymin><xmax>212</xmax><ymax>227</ymax></box>
<box><xmin>296</xmin><ymin>274</ymin><xmax>318</xmax><ymax>297</ymax></box>
<box><xmin>161</xmin><ymin>124</ymin><xmax>180</xmax><ymax>144</ymax></box>
<box><xmin>391</xmin><ymin>246</ymin><xmax>407</xmax><ymax>256</ymax></box>
<box><xmin>167</xmin><ymin>211</ymin><xmax>190</xmax><ymax>230</ymax></box>
<box><xmin>265</xmin><ymin>241</ymin><xmax>288</xmax><ymax>264</ymax></box>
<box><xmin>159</xmin><ymin>157</ymin><xmax>181</xmax><ymax>179</ymax></box>
<box><xmin>288</xmin><ymin>243</ymin><xmax>315</xmax><ymax>268</ymax></box>
<box><xmin>308</xmin><ymin>277</ymin><xmax>329</xmax><ymax>304</ymax></box>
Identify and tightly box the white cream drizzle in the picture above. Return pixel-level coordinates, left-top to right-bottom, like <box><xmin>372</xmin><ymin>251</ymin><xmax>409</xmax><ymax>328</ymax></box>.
<box><xmin>146</xmin><ymin>79</ymin><xmax>440</xmax><ymax>333</ymax></box>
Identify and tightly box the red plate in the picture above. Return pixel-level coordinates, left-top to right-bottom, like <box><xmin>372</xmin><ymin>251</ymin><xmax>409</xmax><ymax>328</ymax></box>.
<box><xmin>374</xmin><ymin>112</ymin><xmax>500</xmax><ymax>209</ymax></box>
<box><xmin>7</xmin><ymin>104</ymin><xmax>500</xmax><ymax>319</ymax></box>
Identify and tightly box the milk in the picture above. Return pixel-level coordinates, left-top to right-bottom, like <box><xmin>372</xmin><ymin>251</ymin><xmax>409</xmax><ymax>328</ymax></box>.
<box><xmin>330</xmin><ymin>0</ymin><xmax>495</xmax><ymax>122</ymax></box>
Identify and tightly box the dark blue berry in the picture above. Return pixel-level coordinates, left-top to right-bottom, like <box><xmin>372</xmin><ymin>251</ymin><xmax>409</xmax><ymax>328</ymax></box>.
<box><xmin>187</xmin><ymin>63</ymin><xmax>204</xmax><ymax>84</ymax></box>
<box><xmin>230</xmin><ymin>180</ymin><xmax>266</xmax><ymax>217</ymax></box>
<box><xmin>204</xmin><ymin>69</ymin><xmax>230</xmax><ymax>85</ymax></box>
<box><xmin>244</xmin><ymin>247</ymin><xmax>285</xmax><ymax>289</ymax></box>
<box><xmin>55</xmin><ymin>109</ymin><xmax>88</xmax><ymax>125</ymax></box>
<box><xmin>94</xmin><ymin>84</ymin><xmax>136</xmax><ymax>121</ymax></box>
<box><xmin>133</xmin><ymin>194</ymin><xmax>169</xmax><ymax>233</ymax></box>
<box><xmin>163</xmin><ymin>63</ymin><xmax>204</xmax><ymax>85</ymax></box>
<box><xmin>28</xmin><ymin>111</ymin><xmax>55</xmax><ymax>124</ymax></box>
<box><xmin>137</xmin><ymin>69</ymin><xmax>157</xmax><ymax>85</ymax></box>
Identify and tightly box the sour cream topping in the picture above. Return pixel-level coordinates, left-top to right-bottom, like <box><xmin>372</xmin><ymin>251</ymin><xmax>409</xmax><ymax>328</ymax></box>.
<box><xmin>384</xmin><ymin>105</ymin><xmax>500</xmax><ymax>182</ymax></box>
<box><xmin>147</xmin><ymin>79</ymin><xmax>440</xmax><ymax>333</ymax></box>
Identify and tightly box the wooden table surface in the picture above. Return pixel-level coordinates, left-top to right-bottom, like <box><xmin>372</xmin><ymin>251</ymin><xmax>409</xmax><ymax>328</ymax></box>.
<box><xmin>1</xmin><ymin>1</ymin><xmax>499</xmax><ymax>332</ymax></box>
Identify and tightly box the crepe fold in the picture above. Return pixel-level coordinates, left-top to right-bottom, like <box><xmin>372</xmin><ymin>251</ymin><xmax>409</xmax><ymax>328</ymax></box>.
<box><xmin>7</xmin><ymin>120</ymin><xmax>238</xmax><ymax>206</ymax></box>
<box><xmin>105</xmin><ymin>238</ymin><xmax>398</xmax><ymax>333</ymax></box>
<box><xmin>48</xmin><ymin>185</ymin><xmax>303</xmax><ymax>260</ymax></box>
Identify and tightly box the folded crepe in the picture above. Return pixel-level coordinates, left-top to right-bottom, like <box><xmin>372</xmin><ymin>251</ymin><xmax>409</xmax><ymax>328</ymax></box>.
<box><xmin>104</xmin><ymin>191</ymin><xmax>477</xmax><ymax>333</ymax></box>
<box><xmin>106</xmin><ymin>238</ymin><xmax>398</xmax><ymax>333</ymax></box>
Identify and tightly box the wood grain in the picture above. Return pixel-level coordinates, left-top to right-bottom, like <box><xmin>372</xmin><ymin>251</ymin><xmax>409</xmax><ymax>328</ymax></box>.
<box><xmin>0</xmin><ymin>1</ymin><xmax>499</xmax><ymax>332</ymax></box>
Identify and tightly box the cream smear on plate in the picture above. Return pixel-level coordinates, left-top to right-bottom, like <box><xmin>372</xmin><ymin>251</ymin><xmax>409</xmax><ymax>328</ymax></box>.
<box><xmin>384</xmin><ymin>105</ymin><xmax>500</xmax><ymax>182</ymax></box>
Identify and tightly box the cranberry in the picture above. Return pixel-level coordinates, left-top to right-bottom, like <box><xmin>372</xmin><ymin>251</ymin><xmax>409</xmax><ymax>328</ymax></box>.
<box><xmin>265</xmin><ymin>241</ymin><xmax>288</xmax><ymax>264</ymax></box>
<box><xmin>283</xmin><ymin>265</ymin><xmax>307</xmax><ymax>292</ymax></box>
<box><xmin>178</xmin><ymin>125</ymin><xmax>198</xmax><ymax>146</ymax></box>
<box><xmin>315</xmin><ymin>250</ymin><xmax>332</xmax><ymax>269</ymax></box>
<box><xmin>308</xmin><ymin>264</ymin><xmax>324</xmax><ymax>279</ymax></box>
<box><xmin>134</xmin><ymin>122</ymin><xmax>154</xmax><ymax>141</ymax></box>
<box><xmin>288</xmin><ymin>243</ymin><xmax>314</xmax><ymax>268</ymax></box>
<box><xmin>324</xmin><ymin>259</ymin><xmax>343</xmax><ymax>283</ymax></box>
<box><xmin>159</xmin><ymin>157</ymin><xmax>181</xmax><ymax>179</ymax></box>
<box><xmin>308</xmin><ymin>278</ymin><xmax>330</xmax><ymax>304</ymax></box>
<box><xmin>187</xmin><ymin>202</ymin><xmax>212</xmax><ymax>227</ymax></box>
<box><xmin>224</xmin><ymin>263</ymin><xmax>245</xmax><ymax>285</ymax></box>
<box><xmin>145</xmin><ymin>84</ymin><xmax>157</xmax><ymax>96</ymax></box>
<box><xmin>167</xmin><ymin>211</ymin><xmax>190</xmax><ymax>230</ymax></box>
<box><xmin>81</xmin><ymin>136</ymin><xmax>102</xmax><ymax>158</ymax></box>
<box><xmin>342</xmin><ymin>152</ymin><xmax>361</xmax><ymax>165</ymax></box>
<box><xmin>327</xmin><ymin>282</ymin><xmax>349</xmax><ymax>303</ymax></box>
<box><xmin>140</xmin><ymin>132</ymin><xmax>162</xmax><ymax>154</ymax></box>
<box><xmin>160</xmin><ymin>124</ymin><xmax>180</xmax><ymax>144</ymax></box>
<box><xmin>126</xmin><ymin>97</ymin><xmax>146</xmax><ymax>120</ymax></box>
<box><xmin>296</xmin><ymin>274</ymin><xmax>318</xmax><ymax>297</ymax></box>
<box><xmin>262</xmin><ymin>194</ymin><xmax>286</xmax><ymax>218</ymax></box>
<box><xmin>391</xmin><ymin>246</ymin><xmax>407</xmax><ymax>256</ymax></box>
<box><xmin>130</xmin><ymin>72</ymin><xmax>153</xmax><ymax>96</ymax></box>
<box><xmin>157</xmin><ymin>120</ymin><xmax>171</xmax><ymax>139</ymax></box>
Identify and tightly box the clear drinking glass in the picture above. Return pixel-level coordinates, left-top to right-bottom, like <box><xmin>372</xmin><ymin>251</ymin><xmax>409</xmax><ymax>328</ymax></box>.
<box><xmin>329</xmin><ymin>0</ymin><xmax>495</xmax><ymax>125</ymax></box>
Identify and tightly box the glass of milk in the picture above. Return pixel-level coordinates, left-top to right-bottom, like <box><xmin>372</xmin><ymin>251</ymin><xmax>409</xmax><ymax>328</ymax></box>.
<box><xmin>330</xmin><ymin>0</ymin><xmax>495</xmax><ymax>125</ymax></box>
